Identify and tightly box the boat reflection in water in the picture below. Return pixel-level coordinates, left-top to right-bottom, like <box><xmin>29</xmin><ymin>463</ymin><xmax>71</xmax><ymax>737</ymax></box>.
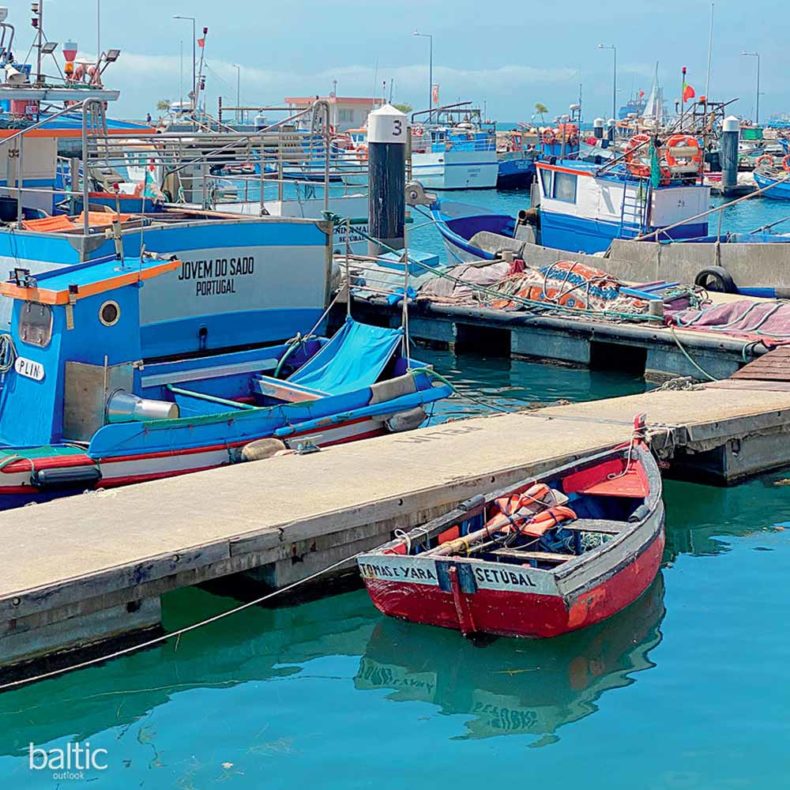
<box><xmin>355</xmin><ymin>575</ymin><xmax>665</xmax><ymax>741</ymax></box>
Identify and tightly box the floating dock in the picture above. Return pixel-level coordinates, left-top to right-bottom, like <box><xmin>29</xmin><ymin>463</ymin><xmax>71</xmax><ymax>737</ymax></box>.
<box><xmin>1</xmin><ymin>377</ymin><xmax>789</xmax><ymax>677</ymax></box>
<box><xmin>349</xmin><ymin>295</ymin><xmax>770</xmax><ymax>381</ymax></box>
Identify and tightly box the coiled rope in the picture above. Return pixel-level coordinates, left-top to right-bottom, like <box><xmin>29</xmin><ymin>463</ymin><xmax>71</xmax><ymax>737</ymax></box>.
<box><xmin>0</xmin><ymin>334</ymin><xmax>16</xmax><ymax>374</ymax></box>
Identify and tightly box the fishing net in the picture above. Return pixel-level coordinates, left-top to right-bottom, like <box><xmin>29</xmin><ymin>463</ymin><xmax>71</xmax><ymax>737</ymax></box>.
<box><xmin>486</xmin><ymin>260</ymin><xmax>649</xmax><ymax>314</ymax></box>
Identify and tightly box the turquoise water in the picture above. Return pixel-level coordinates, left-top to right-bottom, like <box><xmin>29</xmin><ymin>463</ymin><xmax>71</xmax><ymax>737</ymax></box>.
<box><xmin>1</xmin><ymin>191</ymin><xmax>789</xmax><ymax>788</ymax></box>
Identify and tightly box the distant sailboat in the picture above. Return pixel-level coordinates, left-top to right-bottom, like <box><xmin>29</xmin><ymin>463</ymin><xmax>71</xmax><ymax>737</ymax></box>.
<box><xmin>642</xmin><ymin>63</ymin><xmax>666</xmax><ymax>126</ymax></box>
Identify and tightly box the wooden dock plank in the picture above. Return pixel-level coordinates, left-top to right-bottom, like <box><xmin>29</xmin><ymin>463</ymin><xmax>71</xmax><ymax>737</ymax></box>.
<box><xmin>732</xmin><ymin>347</ymin><xmax>790</xmax><ymax>381</ymax></box>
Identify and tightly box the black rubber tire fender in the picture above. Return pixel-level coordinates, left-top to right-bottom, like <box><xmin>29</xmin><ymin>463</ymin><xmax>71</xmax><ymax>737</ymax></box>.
<box><xmin>694</xmin><ymin>266</ymin><xmax>737</xmax><ymax>293</ymax></box>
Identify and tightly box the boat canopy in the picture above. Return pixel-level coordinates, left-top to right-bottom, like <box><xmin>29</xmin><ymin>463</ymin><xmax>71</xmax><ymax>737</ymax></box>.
<box><xmin>288</xmin><ymin>317</ymin><xmax>403</xmax><ymax>395</ymax></box>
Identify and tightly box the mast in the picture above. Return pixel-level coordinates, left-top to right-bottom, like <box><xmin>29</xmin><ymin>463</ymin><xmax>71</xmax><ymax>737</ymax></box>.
<box><xmin>705</xmin><ymin>2</ymin><xmax>714</xmax><ymax>100</ymax></box>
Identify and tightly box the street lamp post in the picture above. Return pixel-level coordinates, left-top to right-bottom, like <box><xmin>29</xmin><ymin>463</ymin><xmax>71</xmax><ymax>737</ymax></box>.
<box><xmin>597</xmin><ymin>43</ymin><xmax>617</xmax><ymax>122</ymax></box>
<box><xmin>174</xmin><ymin>15</ymin><xmax>196</xmax><ymax>112</ymax></box>
<box><xmin>413</xmin><ymin>31</ymin><xmax>433</xmax><ymax>122</ymax></box>
<box><xmin>741</xmin><ymin>51</ymin><xmax>761</xmax><ymax>125</ymax></box>
<box><xmin>233</xmin><ymin>64</ymin><xmax>241</xmax><ymax>123</ymax></box>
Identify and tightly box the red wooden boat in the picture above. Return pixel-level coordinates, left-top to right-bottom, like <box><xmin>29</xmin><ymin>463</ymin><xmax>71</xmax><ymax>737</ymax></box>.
<box><xmin>357</xmin><ymin>420</ymin><xmax>664</xmax><ymax>639</ymax></box>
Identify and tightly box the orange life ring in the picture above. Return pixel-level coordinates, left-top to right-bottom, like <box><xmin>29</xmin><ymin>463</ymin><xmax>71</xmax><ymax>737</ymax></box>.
<box><xmin>542</xmin><ymin>129</ymin><xmax>556</xmax><ymax>145</ymax></box>
<box><xmin>624</xmin><ymin>133</ymin><xmax>652</xmax><ymax>178</ymax></box>
<box><xmin>782</xmin><ymin>155</ymin><xmax>790</xmax><ymax>172</ymax></box>
<box><xmin>355</xmin><ymin>145</ymin><xmax>368</xmax><ymax>162</ymax></box>
<box><xmin>756</xmin><ymin>154</ymin><xmax>774</xmax><ymax>169</ymax></box>
<box><xmin>664</xmin><ymin>134</ymin><xmax>702</xmax><ymax>169</ymax></box>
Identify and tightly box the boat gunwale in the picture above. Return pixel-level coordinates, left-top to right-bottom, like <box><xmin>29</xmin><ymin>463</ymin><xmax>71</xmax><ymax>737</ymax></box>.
<box><xmin>358</xmin><ymin>443</ymin><xmax>663</xmax><ymax>587</ymax></box>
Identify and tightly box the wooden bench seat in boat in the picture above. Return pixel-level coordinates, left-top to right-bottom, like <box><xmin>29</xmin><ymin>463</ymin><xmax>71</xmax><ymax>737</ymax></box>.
<box><xmin>559</xmin><ymin>518</ymin><xmax>626</xmax><ymax>535</ymax></box>
<box><xmin>141</xmin><ymin>356</ymin><xmax>279</xmax><ymax>388</ymax></box>
<box><xmin>490</xmin><ymin>548</ymin><xmax>572</xmax><ymax>564</ymax></box>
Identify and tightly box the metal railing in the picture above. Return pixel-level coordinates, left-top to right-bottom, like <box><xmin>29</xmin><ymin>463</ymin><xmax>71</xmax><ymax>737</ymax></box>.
<box><xmin>0</xmin><ymin>99</ymin><xmax>370</xmax><ymax>229</ymax></box>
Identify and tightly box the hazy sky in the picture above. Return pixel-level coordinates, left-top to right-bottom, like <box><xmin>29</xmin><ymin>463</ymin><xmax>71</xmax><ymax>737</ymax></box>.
<box><xmin>20</xmin><ymin>0</ymin><xmax>786</xmax><ymax>121</ymax></box>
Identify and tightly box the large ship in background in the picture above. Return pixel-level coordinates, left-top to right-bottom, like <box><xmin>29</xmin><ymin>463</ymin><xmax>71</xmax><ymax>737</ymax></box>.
<box><xmin>618</xmin><ymin>90</ymin><xmax>648</xmax><ymax>120</ymax></box>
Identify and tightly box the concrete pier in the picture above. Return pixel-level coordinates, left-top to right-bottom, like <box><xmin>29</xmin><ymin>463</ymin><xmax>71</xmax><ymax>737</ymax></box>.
<box><xmin>349</xmin><ymin>297</ymin><xmax>768</xmax><ymax>382</ymax></box>
<box><xmin>0</xmin><ymin>381</ymin><xmax>789</xmax><ymax>676</ymax></box>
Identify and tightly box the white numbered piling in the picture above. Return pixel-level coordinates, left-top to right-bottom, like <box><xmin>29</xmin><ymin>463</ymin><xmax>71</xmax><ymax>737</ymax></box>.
<box><xmin>593</xmin><ymin>117</ymin><xmax>605</xmax><ymax>140</ymax></box>
<box><xmin>721</xmin><ymin>115</ymin><xmax>740</xmax><ymax>193</ymax></box>
<box><xmin>367</xmin><ymin>104</ymin><xmax>408</xmax><ymax>257</ymax></box>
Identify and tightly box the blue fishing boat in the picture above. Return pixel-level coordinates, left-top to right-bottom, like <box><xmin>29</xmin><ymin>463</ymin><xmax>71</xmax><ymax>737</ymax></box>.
<box><xmin>496</xmin><ymin>130</ymin><xmax>536</xmax><ymax>189</ymax></box>
<box><xmin>433</xmin><ymin>134</ymin><xmax>712</xmax><ymax>258</ymax></box>
<box><xmin>0</xmin><ymin>256</ymin><xmax>452</xmax><ymax>509</ymax></box>
<box><xmin>496</xmin><ymin>152</ymin><xmax>535</xmax><ymax>189</ymax></box>
<box><xmin>753</xmin><ymin>168</ymin><xmax>790</xmax><ymax>201</ymax></box>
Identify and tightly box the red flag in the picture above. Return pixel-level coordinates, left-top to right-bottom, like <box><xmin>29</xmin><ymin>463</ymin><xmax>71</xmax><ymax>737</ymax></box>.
<box><xmin>197</xmin><ymin>38</ymin><xmax>206</xmax><ymax>49</ymax></box>
<box><xmin>432</xmin><ymin>83</ymin><xmax>439</xmax><ymax>105</ymax></box>
<box><xmin>682</xmin><ymin>83</ymin><xmax>696</xmax><ymax>102</ymax></box>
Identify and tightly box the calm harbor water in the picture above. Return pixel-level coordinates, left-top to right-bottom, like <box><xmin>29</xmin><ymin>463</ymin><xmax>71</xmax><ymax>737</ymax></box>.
<box><xmin>1</xmin><ymin>190</ymin><xmax>789</xmax><ymax>788</ymax></box>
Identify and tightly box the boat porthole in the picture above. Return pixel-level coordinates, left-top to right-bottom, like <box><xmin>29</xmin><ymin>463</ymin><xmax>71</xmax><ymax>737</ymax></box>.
<box><xmin>99</xmin><ymin>300</ymin><xmax>121</xmax><ymax>327</ymax></box>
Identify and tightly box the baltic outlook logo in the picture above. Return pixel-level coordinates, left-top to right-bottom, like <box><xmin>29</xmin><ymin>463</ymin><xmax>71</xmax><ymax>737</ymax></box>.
<box><xmin>29</xmin><ymin>740</ymin><xmax>109</xmax><ymax>781</ymax></box>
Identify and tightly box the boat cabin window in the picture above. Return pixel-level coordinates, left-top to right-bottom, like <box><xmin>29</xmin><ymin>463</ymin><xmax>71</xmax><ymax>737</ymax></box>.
<box><xmin>540</xmin><ymin>168</ymin><xmax>553</xmax><ymax>198</ymax></box>
<box><xmin>553</xmin><ymin>172</ymin><xmax>578</xmax><ymax>203</ymax></box>
<box><xmin>19</xmin><ymin>301</ymin><xmax>53</xmax><ymax>348</ymax></box>
<box><xmin>99</xmin><ymin>300</ymin><xmax>121</xmax><ymax>327</ymax></box>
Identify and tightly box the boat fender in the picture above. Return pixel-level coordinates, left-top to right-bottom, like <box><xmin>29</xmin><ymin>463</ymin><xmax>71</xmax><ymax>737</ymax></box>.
<box><xmin>693</xmin><ymin>266</ymin><xmax>736</xmax><ymax>294</ymax></box>
<box><xmin>241</xmin><ymin>438</ymin><xmax>288</xmax><ymax>462</ymax></box>
<box><xmin>32</xmin><ymin>465</ymin><xmax>102</xmax><ymax>490</ymax></box>
<box><xmin>628</xmin><ymin>503</ymin><xmax>651</xmax><ymax>523</ymax></box>
<box><xmin>459</xmin><ymin>494</ymin><xmax>486</xmax><ymax>513</ymax></box>
<box><xmin>385</xmin><ymin>407</ymin><xmax>426</xmax><ymax>433</ymax></box>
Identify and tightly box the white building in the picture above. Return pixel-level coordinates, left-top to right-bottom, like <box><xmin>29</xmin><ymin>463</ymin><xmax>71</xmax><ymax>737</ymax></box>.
<box><xmin>284</xmin><ymin>95</ymin><xmax>384</xmax><ymax>132</ymax></box>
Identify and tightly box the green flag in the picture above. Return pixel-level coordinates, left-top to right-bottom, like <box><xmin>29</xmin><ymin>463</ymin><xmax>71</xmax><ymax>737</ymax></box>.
<box><xmin>649</xmin><ymin>138</ymin><xmax>662</xmax><ymax>189</ymax></box>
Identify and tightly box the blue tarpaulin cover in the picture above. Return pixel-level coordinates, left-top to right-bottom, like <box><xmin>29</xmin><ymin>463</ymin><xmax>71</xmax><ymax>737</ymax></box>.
<box><xmin>288</xmin><ymin>318</ymin><xmax>403</xmax><ymax>395</ymax></box>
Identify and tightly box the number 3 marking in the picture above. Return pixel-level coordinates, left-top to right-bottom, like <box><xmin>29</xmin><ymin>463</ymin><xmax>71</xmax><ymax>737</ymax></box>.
<box><xmin>392</xmin><ymin>119</ymin><xmax>402</xmax><ymax>136</ymax></box>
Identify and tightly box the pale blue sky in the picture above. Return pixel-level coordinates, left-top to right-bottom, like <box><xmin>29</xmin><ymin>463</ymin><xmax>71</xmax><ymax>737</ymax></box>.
<box><xmin>21</xmin><ymin>0</ymin><xmax>787</xmax><ymax>121</ymax></box>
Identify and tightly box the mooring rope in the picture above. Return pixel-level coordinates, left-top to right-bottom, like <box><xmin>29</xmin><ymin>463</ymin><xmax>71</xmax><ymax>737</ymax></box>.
<box><xmin>0</xmin><ymin>551</ymin><xmax>365</xmax><ymax>693</ymax></box>
<box><xmin>668</xmin><ymin>326</ymin><xmax>719</xmax><ymax>382</ymax></box>
<box><xmin>327</xmin><ymin>211</ymin><xmax>672</xmax><ymax>325</ymax></box>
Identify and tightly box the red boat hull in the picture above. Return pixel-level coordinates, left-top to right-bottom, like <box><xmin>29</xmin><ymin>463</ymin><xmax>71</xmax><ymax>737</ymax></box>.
<box><xmin>363</xmin><ymin>529</ymin><xmax>664</xmax><ymax>639</ymax></box>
